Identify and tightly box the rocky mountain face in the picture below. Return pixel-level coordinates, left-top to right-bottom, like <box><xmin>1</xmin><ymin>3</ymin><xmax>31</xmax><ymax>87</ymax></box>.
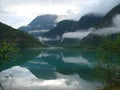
<box><xmin>19</xmin><ymin>14</ymin><xmax>57</xmax><ymax>37</ymax></box>
<box><xmin>43</xmin><ymin>14</ymin><xmax>102</xmax><ymax>38</ymax></box>
<box><xmin>42</xmin><ymin>14</ymin><xmax>102</xmax><ymax>46</ymax></box>
<box><xmin>19</xmin><ymin>14</ymin><xmax>57</xmax><ymax>31</ymax></box>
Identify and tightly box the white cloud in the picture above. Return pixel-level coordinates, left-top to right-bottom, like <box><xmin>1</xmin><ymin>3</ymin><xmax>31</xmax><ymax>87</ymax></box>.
<box><xmin>62</xmin><ymin>31</ymin><xmax>91</xmax><ymax>40</ymax></box>
<box><xmin>92</xmin><ymin>14</ymin><xmax>120</xmax><ymax>36</ymax></box>
<box><xmin>0</xmin><ymin>0</ymin><xmax>120</xmax><ymax>28</ymax></box>
<box><xmin>28</xmin><ymin>30</ymin><xmax>50</xmax><ymax>34</ymax></box>
<box><xmin>38</xmin><ymin>36</ymin><xmax>61</xmax><ymax>42</ymax></box>
<box><xmin>113</xmin><ymin>14</ymin><xmax>120</xmax><ymax>27</ymax></box>
<box><xmin>0</xmin><ymin>14</ymin><xmax>31</xmax><ymax>28</ymax></box>
<box><xmin>61</xmin><ymin>14</ymin><xmax>120</xmax><ymax>40</ymax></box>
<box><xmin>93</xmin><ymin>27</ymin><xmax>120</xmax><ymax>36</ymax></box>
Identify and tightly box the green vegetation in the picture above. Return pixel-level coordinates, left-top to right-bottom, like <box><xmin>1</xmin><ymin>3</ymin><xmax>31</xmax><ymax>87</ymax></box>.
<box><xmin>0</xmin><ymin>40</ymin><xmax>19</xmax><ymax>61</ymax></box>
<box><xmin>95</xmin><ymin>36</ymin><xmax>120</xmax><ymax>90</ymax></box>
<box><xmin>101</xmin><ymin>36</ymin><xmax>120</xmax><ymax>52</ymax></box>
<box><xmin>0</xmin><ymin>40</ymin><xmax>19</xmax><ymax>90</ymax></box>
<box><xmin>0</xmin><ymin>22</ymin><xmax>45</xmax><ymax>48</ymax></box>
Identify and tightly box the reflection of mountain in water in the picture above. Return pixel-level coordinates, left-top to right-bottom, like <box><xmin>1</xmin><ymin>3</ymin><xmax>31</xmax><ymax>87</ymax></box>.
<box><xmin>22</xmin><ymin>58</ymin><xmax>57</xmax><ymax>80</ymax></box>
<box><xmin>23</xmin><ymin>48</ymin><xmax>97</xmax><ymax>80</ymax></box>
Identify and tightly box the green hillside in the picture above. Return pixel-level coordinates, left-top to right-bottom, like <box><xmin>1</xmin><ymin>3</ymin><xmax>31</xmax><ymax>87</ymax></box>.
<box><xmin>0</xmin><ymin>22</ymin><xmax>44</xmax><ymax>48</ymax></box>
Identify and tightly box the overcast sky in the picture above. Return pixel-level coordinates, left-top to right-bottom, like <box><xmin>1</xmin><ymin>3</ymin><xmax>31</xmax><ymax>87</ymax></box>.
<box><xmin>0</xmin><ymin>0</ymin><xmax>120</xmax><ymax>28</ymax></box>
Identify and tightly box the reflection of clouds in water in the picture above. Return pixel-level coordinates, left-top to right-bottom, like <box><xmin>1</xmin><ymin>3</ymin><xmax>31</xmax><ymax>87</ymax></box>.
<box><xmin>38</xmin><ymin>51</ymin><xmax>62</xmax><ymax>59</ymax></box>
<box><xmin>0</xmin><ymin>66</ymin><xmax>100</xmax><ymax>90</ymax></box>
<box><xmin>38</xmin><ymin>52</ymin><xmax>51</xmax><ymax>57</ymax></box>
<box><xmin>38</xmin><ymin>51</ymin><xmax>92</xmax><ymax>67</ymax></box>
<box><xmin>63</xmin><ymin>56</ymin><xmax>92</xmax><ymax>66</ymax></box>
<box><xmin>29</xmin><ymin>61</ymin><xmax>48</xmax><ymax>65</ymax></box>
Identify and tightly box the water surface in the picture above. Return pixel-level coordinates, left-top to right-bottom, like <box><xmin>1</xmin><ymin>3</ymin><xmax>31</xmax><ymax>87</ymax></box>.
<box><xmin>0</xmin><ymin>48</ymin><xmax>102</xmax><ymax>90</ymax></box>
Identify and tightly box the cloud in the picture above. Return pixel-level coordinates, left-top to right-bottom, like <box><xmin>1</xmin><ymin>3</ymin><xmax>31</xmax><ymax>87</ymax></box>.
<box><xmin>28</xmin><ymin>30</ymin><xmax>50</xmax><ymax>34</ymax></box>
<box><xmin>62</xmin><ymin>31</ymin><xmax>91</xmax><ymax>40</ymax></box>
<box><xmin>92</xmin><ymin>27</ymin><xmax>120</xmax><ymax>36</ymax></box>
<box><xmin>0</xmin><ymin>14</ymin><xmax>31</xmax><ymax>28</ymax></box>
<box><xmin>92</xmin><ymin>14</ymin><xmax>120</xmax><ymax>36</ymax></box>
<box><xmin>113</xmin><ymin>14</ymin><xmax>120</xmax><ymax>27</ymax></box>
<box><xmin>0</xmin><ymin>0</ymin><xmax>120</xmax><ymax>28</ymax></box>
<box><xmin>87</xmin><ymin>0</ymin><xmax>120</xmax><ymax>15</ymax></box>
<box><xmin>61</xmin><ymin>14</ymin><xmax>120</xmax><ymax>40</ymax></box>
<box><xmin>38</xmin><ymin>36</ymin><xmax>61</xmax><ymax>42</ymax></box>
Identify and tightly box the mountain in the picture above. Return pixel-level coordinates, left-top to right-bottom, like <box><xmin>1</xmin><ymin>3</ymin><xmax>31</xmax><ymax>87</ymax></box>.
<box><xmin>43</xmin><ymin>14</ymin><xmax>102</xmax><ymax>38</ymax></box>
<box><xmin>0</xmin><ymin>22</ymin><xmax>44</xmax><ymax>48</ymax></box>
<box><xmin>81</xmin><ymin>4</ymin><xmax>120</xmax><ymax>46</ymax></box>
<box><xmin>72</xmin><ymin>14</ymin><xmax>102</xmax><ymax>30</ymax></box>
<box><xmin>19</xmin><ymin>14</ymin><xmax>57</xmax><ymax>37</ymax></box>
<box><xmin>43</xmin><ymin>20</ymin><xmax>77</xmax><ymax>38</ymax></box>
<box><xmin>43</xmin><ymin>4</ymin><xmax>120</xmax><ymax>47</ymax></box>
<box><xmin>42</xmin><ymin>14</ymin><xmax>102</xmax><ymax>46</ymax></box>
<box><xmin>19</xmin><ymin>14</ymin><xmax>57</xmax><ymax>31</ymax></box>
<box><xmin>95</xmin><ymin>4</ymin><xmax>120</xmax><ymax>28</ymax></box>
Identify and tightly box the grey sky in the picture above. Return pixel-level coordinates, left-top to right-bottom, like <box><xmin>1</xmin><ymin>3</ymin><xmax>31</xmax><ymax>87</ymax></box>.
<box><xmin>0</xmin><ymin>0</ymin><xmax>120</xmax><ymax>28</ymax></box>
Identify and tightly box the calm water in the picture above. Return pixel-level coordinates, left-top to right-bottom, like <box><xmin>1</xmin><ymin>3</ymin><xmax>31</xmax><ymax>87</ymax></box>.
<box><xmin>0</xmin><ymin>48</ymin><xmax>102</xmax><ymax>90</ymax></box>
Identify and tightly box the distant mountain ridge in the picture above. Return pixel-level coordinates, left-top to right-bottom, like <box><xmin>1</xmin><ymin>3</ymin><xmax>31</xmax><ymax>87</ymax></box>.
<box><xmin>19</xmin><ymin>14</ymin><xmax>57</xmax><ymax>31</ymax></box>
<box><xmin>43</xmin><ymin>14</ymin><xmax>102</xmax><ymax>38</ymax></box>
<box><xmin>95</xmin><ymin>4</ymin><xmax>120</xmax><ymax>28</ymax></box>
<box><xmin>72</xmin><ymin>14</ymin><xmax>102</xmax><ymax>30</ymax></box>
<box><xmin>81</xmin><ymin>4</ymin><xmax>120</xmax><ymax>46</ymax></box>
<box><xmin>42</xmin><ymin>4</ymin><xmax>120</xmax><ymax>47</ymax></box>
<box><xmin>18</xmin><ymin>4</ymin><xmax>120</xmax><ymax>47</ymax></box>
<box><xmin>42</xmin><ymin>14</ymin><xmax>102</xmax><ymax>45</ymax></box>
<box><xmin>43</xmin><ymin>20</ymin><xmax>77</xmax><ymax>38</ymax></box>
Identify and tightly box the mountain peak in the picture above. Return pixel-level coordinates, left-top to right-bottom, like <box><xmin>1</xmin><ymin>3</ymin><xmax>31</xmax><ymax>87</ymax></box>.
<box><xmin>29</xmin><ymin>14</ymin><xmax>57</xmax><ymax>26</ymax></box>
<box><xmin>19</xmin><ymin>14</ymin><xmax>58</xmax><ymax>31</ymax></box>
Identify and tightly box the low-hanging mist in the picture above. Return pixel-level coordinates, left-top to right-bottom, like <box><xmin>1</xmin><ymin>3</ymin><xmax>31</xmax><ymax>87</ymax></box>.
<box><xmin>62</xmin><ymin>31</ymin><xmax>91</xmax><ymax>40</ymax></box>
<box><xmin>61</xmin><ymin>14</ymin><xmax>120</xmax><ymax>40</ymax></box>
<box><xmin>92</xmin><ymin>14</ymin><xmax>120</xmax><ymax>36</ymax></box>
